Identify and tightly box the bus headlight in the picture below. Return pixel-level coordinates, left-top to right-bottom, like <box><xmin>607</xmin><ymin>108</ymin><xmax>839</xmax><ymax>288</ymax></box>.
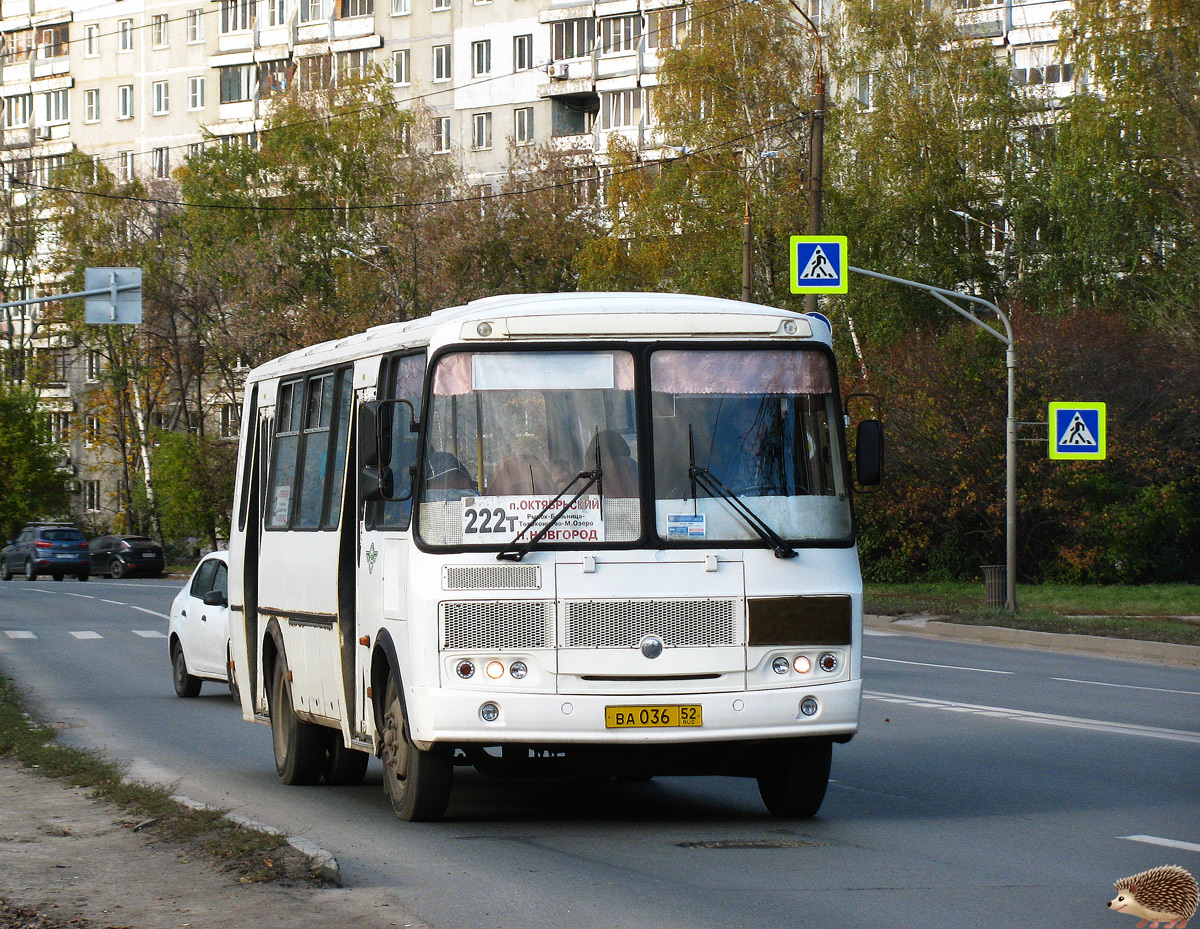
<box><xmin>509</xmin><ymin>661</ymin><xmax>528</xmax><ymax>679</ymax></box>
<box><xmin>455</xmin><ymin>660</ymin><xmax>475</xmax><ymax>679</ymax></box>
<box><xmin>480</xmin><ymin>702</ymin><xmax>500</xmax><ymax>722</ymax></box>
<box><xmin>818</xmin><ymin>652</ymin><xmax>839</xmax><ymax>673</ymax></box>
<box><xmin>485</xmin><ymin>660</ymin><xmax>505</xmax><ymax>679</ymax></box>
<box><xmin>772</xmin><ymin>656</ymin><xmax>791</xmax><ymax>675</ymax></box>
<box><xmin>793</xmin><ymin>655</ymin><xmax>812</xmax><ymax>674</ymax></box>
<box><xmin>799</xmin><ymin>696</ymin><xmax>819</xmax><ymax>717</ymax></box>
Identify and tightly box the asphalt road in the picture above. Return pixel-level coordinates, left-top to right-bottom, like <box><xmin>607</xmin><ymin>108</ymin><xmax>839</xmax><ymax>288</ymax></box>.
<box><xmin>2</xmin><ymin>576</ymin><xmax>1198</xmax><ymax>929</ymax></box>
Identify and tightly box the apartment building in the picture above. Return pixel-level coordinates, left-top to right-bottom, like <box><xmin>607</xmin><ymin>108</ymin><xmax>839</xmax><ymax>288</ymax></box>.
<box><xmin>0</xmin><ymin>0</ymin><xmax>1075</xmax><ymax>532</ymax></box>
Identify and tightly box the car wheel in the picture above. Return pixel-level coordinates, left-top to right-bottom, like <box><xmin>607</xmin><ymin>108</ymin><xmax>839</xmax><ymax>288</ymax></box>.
<box><xmin>109</xmin><ymin>558</ymin><xmax>125</xmax><ymax>580</ymax></box>
<box><xmin>269</xmin><ymin>657</ymin><xmax>327</xmax><ymax>785</ymax></box>
<box><xmin>171</xmin><ymin>642</ymin><xmax>202</xmax><ymax>698</ymax></box>
<box><xmin>24</xmin><ymin>560</ymin><xmax>38</xmax><ymax>581</ymax></box>
<box><xmin>52</xmin><ymin>573</ymin><xmax>63</xmax><ymax>582</ymax></box>
<box><xmin>0</xmin><ymin>560</ymin><xmax>12</xmax><ymax>581</ymax></box>
<box><xmin>380</xmin><ymin>675</ymin><xmax>452</xmax><ymax>821</ymax></box>
<box><xmin>77</xmin><ymin>571</ymin><xmax>88</xmax><ymax>582</ymax></box>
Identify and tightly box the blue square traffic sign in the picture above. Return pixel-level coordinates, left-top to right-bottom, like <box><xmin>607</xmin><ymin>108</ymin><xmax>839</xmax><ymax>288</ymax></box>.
<box><xmin>790</xmin><ymin>236</ymin><xmax>848</xmax><ymax>294</ymax></box>
<box><xmin>1049</xmin><ymin>402</ymin><xmax>1106</xmax><ymax>460</ymax></box>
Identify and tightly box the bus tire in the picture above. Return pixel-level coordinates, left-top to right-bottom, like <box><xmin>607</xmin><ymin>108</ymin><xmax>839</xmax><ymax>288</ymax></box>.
<box><xmin>756</xmin><ymin>737</ymin><xmax>832</xmax><ymax>818</ymax></box>
<box><xmin>324</xmin><ymin>739</ymin><xmax>370</xmax><ymax>786</ymax></box>
<box><xmin>171</xmin><ymin>642</ymin><xmax>202</xmax><ymax>698</ymax></box>
<box><xmin>269</xmin><ymin>659</ymin><xmax>327</xmax><ymax>786</ymax></box>
<box><xmin>380</xmin><ymin>677</ymin><xmax>452</xmax><ymax>822</ymax></box>
<box><xmin>226</xmin><ymin>645</ymin><xmax>241</xmax><ymax>706</ymax></box>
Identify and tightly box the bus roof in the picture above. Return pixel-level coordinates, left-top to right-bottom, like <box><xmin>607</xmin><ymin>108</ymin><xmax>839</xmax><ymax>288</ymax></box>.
<box><xmin>246</xmin><ymin>292</ymin><xmax>830</xmax><ymax>383</ymax></box>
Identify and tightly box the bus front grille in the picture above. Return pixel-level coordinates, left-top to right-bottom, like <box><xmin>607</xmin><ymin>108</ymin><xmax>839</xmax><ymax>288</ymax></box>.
<box><xmin>442</xmin><ymin>564</ymin><xmax>541</xmax><ymax>590</ymax></box>
<box><xmin>563</xmin><ymin>599</ymin><xmax>739</xmax><ymax>648</ymax></box>
<box><xmin>441</xmin><ymin>600</ymin><xmax>556</xmax><ymax>649</ymax></box>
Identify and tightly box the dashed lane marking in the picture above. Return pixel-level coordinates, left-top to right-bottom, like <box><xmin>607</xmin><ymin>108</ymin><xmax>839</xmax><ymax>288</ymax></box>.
<box><xmin>865</xmin><ymin>656</ymin><xmax>1015</xmax><ymax>675</ymax></box>
<box><xmin>1120</xmin><ymin>835</ymin><xmax>1200</xmax><ymax>854</ymax></box>
<box><xmin>1051</xmin><ymin>677</ymin><xmax>1200</xmax><ymax>698</ymax></box>
<box><xmin>864</xmin><ymin>690</ymin><xmax>1200</xmax><ymax>745</ymax></box>
<box><xmin>130</xmin><ymin>606</ymin><xmax>170</xmax><ymax>619</ymax></box>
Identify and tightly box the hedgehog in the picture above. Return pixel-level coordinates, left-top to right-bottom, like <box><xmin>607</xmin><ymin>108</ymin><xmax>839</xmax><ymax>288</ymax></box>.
<box><xmin>1108</xmin><ymin>865</ymin><xmax>1199</xmax><ymax>929</ymax></box>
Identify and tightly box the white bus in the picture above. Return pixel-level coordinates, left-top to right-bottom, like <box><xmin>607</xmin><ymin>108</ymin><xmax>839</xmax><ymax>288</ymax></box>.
<box><xmin>227</xmin><ymin>293</ymin><xmax>883</xmax><ymax>821</ymax></box>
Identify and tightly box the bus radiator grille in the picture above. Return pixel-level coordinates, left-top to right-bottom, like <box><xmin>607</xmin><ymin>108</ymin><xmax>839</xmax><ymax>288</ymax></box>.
<box><xmin>442</xmin><ymin>564</ymin><xmax>541</xmax><ymax>590</ymax></box>
<box><xmin>441</xmin><ymin>600</ymin><xmax>556</xmax><ymax>649</ymax></box>
<box><xmin>563</xmin><ymin>599</ymin><xmax>738</xmax><ymax>649</ymax></box>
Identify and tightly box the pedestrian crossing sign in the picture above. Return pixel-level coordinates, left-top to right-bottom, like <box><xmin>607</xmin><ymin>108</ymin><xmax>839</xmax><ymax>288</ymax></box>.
<box><xmin>790</xmin><ymin>236</ymin><xmax>848</xmax><ymax>294</ymax></box>
<box><xmin>1049</xmin><ymin>402</ymin><xmax>1107</xmax><ymax>460</ymax></box>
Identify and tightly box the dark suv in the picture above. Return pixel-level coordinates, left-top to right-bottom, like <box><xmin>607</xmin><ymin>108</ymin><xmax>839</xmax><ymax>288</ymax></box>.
<box><xmin>1</xmin><ymin>523</ymin><xmax>90</xmax><ymax>582</ymax></box>
<box><xmin>89</xmin><ymin>535</ymin><xmax>165</xmax><ymax>579</ymax></box>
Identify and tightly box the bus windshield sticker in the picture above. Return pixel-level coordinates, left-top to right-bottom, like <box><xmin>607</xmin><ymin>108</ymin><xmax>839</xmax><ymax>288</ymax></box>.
<box><xmin>272</xmin><ymin>487</ymin><xmax>291</xmax><ymax>524</ymax></box>
<box><xmin>667</xmin><ymin>513</ymin><xmax>706</xmax><ymax>539</ymax></box>
<box><xmin>462</xmin><ymin>495</ymin><xmax>605</xmax><ymax>544</ymax></box>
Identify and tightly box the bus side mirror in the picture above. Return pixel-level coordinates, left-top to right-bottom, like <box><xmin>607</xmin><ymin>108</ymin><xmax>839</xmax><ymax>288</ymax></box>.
<box><xmin>855</xmin><ymin>420</ymin><xmax>885</xmax><ymax>486</ymax></box>
<box><xmin>358</xmin><ymin>401</ymin><xmax>391</xmax><ymax>468</ymax></box>
<box><xmin>361</xmin><ymin>465</ymin><xmax>395</xmax><ymax>502</ymax></box>
<box><xmin>359</xmin><ymin>399</ymin><xmax>415</xmax><ymax>503</ymax></box>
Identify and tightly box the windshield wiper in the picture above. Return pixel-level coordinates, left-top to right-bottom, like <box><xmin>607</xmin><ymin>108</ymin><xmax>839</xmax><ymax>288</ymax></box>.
<box><xmin>497</xmin><ymin>443</ymin><xmax>603</xmax><ymax>562</ymax></box>
<box><xmin>687</xmin><ymin>427</ymin><xmax>797</xmax><ymax>559</ymax></box>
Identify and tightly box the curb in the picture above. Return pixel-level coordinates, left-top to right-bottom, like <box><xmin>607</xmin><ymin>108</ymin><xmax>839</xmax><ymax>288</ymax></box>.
<box><xmin>863</xmin><ymin>614</ymin><xmax>1200</xmax><ymax>669</ymax></box>
<box><xmin>171</xmin><ymin>793</ymin><xmax>342</xmax><ymax>886</ymax></box>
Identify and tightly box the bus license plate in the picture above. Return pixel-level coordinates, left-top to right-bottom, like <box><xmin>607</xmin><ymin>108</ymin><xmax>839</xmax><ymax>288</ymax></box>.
<box><xmin>605</xmin><ymin>705</ymin><xmax>702</xmax><ymax>729</ymax></box>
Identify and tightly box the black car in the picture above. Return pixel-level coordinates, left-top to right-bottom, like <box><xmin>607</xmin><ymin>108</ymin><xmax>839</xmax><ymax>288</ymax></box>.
<box><xmin>88</xmin><ymin>535</ymin><xmax>166</xmax><ymax>579</ymax></box>
<box><xmin>1</xmin><ymin>523</ymin><xmax>90</xmax><ymax>581</ymax></box>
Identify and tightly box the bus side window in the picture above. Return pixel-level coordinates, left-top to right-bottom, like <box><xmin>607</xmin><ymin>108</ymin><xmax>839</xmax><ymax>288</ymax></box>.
<box><xmin>374</xmin><ymin>352</ymin><xmax>425</xmax><ymax>530</ymax></box>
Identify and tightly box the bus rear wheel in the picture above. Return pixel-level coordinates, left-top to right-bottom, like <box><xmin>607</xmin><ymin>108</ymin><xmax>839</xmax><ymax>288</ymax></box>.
<box><xmin>380</xmin><ymin>677</ymin><xmax>452</xmax><ymax>822</ymax></box>
<box><xmin>756</xmin><ymin>737</ymin><xmax>832</xmax><ymax>818</ymax></box>
<box><xmin>269</xmin><ymin>658</ymin><xmax>327</xmax><ymax>785</ymax></box>
<box><xmin>324</xmin><ymin>740</ymin><xmax>370</xmax><ymax>786</ymax></box>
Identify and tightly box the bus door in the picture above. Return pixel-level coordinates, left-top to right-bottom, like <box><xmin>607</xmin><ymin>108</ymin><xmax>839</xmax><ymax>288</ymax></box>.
<box><xmin>358</xmin><ymin>352</ymin><xmax>425</xmax><ymax>734</ymax></box>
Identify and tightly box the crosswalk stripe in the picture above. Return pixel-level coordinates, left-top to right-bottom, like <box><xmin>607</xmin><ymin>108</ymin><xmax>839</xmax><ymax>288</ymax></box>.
<box><xmin>133</xmin><ymin>630</ymin><xmax>167</xmax><ymax>638</ymax></box>
<box><xmin>4</xmin><ymin>631</ymin><xmax>36</xmax><ymax>639</ymax></box>
<box><xmin>68</xmin><ymin>631</ymin><xmax>102</xmax><ymax>640</ymax></box>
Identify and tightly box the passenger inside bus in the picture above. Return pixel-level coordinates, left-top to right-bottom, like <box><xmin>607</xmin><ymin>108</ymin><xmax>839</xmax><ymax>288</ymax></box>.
<box><xmin>582</xmin><ymin>429</ymin><xmax>639</xmax><ymax>498</ymax></box>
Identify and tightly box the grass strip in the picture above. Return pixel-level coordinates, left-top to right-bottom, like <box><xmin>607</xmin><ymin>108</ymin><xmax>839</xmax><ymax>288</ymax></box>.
<box><xmin>0</xmin><ymin>674</ymin><xmax>324</xmax><ymax>885</ymax></box>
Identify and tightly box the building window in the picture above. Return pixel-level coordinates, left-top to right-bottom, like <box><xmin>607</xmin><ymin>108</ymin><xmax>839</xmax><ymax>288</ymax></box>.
<box><xmin>86</xmin><ymin>350</ymin><xmax>104</xmax><ymax>379</ymax></box>
<box><xmin>432</xmin><ymin>0</ymin><xmax>451</xmax><ymax>11</ymax></box>
<box><xmin>220</xmin><ymin>64</ymin><xmax>255</xmax><ymax>102</ymax></box>
<box><xmin>433</xmin><ymin>44</ymin><xmax>452</xmax><ymax>81</ymax></box>
<box><xmin>152</xmin><ymin>81</ymin><xmax>170</xmax><ymax>115</ymax></box>
<box><xmin>472</xmin><ymin>40</ymin><xmax>491</xmax><ymax>77</ymax></box>
<box><xmin>392</xmin><ymin>0</ymin><xmax>410</xmax><ymax>14</ymax></box>
<box><xmin>187</xmin><ymin>9</ymin><xmax>205</xmax><ymax>42</ymax></box>
<box><xmin>118</xmin><ymin>84</ymin><xmax>134</xmax><ymax>119</ymax></box>
<box><xmin>299</xmin><ymin>0</ymin><xmax>325</xmax><ymax>23</ymax></box>
<box><xmin>260</xmin><ymin>60</ymin><xmax>291</xmax><ymax>96</ymax></box>
<box><xmin>49</xmin><ymin>412</ymin><xmax>69</xmax><ymax>444</ymax></box>
<box><xmin>433</xmin><ymin>115</ymin><xmax>451</xmax><ymax>153</ymax></box>
<box><xmin>117</xmin><ymin>151</ymin><xmax>133</xmax><ymax>183</ymax></box>
<box><xmin>220</xmin><ymin>403</ymin><xmax>240</xmax><ymax>439</ymax></box>
<box><xmin>188</xmin><ymin>76</ymin><xmax>206</xmax><ymax>109</ymax></box>
<box><xmin>84</xmin><ymin>480</ymin><xmax>101</xmax><ymax>512</ymax></box>
<box><xmin>513</xmin><ymin>34</ymin><xmax>533</xmax><ymax>71</ymax></box>
<box><xmin>152</xmin><ymin>147</ymin><xmax>170</xmax><ymax>178</ymax></box>
<box><xmin>118</xmin><ymin>19</ymin><xmax>134</xmax><ymax>51</ymax></box>
<box><xmin>85</xmin><ymin>24</ymin><xmax>99</xmax><ymax>56</ymax></box>
<box><xmin>472</xmin><ymin>111</ymin><xmax>492</xmax><ymax>149</ymax></box>
<box><xmin>393</xmin><ymin>49</ymin><xmax>410</xmax><ymax>85</ymax></box>
<box><xmin>222</xmin><ymin>0</ymin><xmax>254</xmax><ymax>32</ymax></box>
<box><xmin>37</xmin><ymin>25</ymin><xmax>69</xmax><ymax>59</ymax></box>
<box><xmin>552</xmin><ymin>19</ymin><xmax>594</xmax><ymax>60</ymax></box>
<box><xmin>600</xmin><ymin>15</ymin><xmax>642</xmax><ymax>54</ymax></box>
<box><xmin>43</xmin><ymin>89</ymin><xmax>69</xmax><ymax>124</ymax></box>
<box><xmin>514</xmin><ymin>106</ymin><xmax>533</xmax><ymax>145</ymax></box>
<box><xmin>856</xmin><ymin>73</ymin><xmax>875</xmax><ymax>109</ymax></box>
<box><xmin>84</xmin><ymin>89</ymin><xmax>100</xmax><ymax>122</ymax></box>
<box><xmin>601</xmin><ymin>88</ymin><xmax>641</xmax><ymax>129</ymax></box>
<box><xmin>337</xmin><ymin>49</ymin><xmax>372</xmax><ymax>81</ymax></box>
<box><xmin>85</xmin><ymin>415</ymin><xmax>101</xmax><ymax>447</ymax></box>
<box><xmin>4</xmin><ymin>95</ymin><xmax>32</xmax><ymax>129</ymax></box>
<box><xmin>343</xmin><ymin>0</ymin><xmax>375</xmax><ymax>15</ymax></box>
<box><xmin>187</xmin><ymin>141</ymin><xmax>206</xmax><ymax>159</ymax></box>
<box><xmin>1</xmin><ymin>29</ymin><xmax>34</xmax><ymax>65</ymax></box>
<box><xmin>152</xmin><ymin>14</ymin><xmax>169</xmax><ymax>47</ymax></box>
<box><xmin>298</xmin><ymin>54</ymin><xmax>332</xmax><ymax>91</ymax></box>
<box><xmin>647</xmin><ymin>7</ymin><xmax>687</xmax><ymax>49</ymax></box>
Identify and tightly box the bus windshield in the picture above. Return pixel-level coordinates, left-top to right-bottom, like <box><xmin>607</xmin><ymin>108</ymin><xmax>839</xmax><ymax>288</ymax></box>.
<box><xmin>650</xmin><ymin>348</ymin><xmax>851</xmax><ymax>545</ymax></box>
<box><xmin>419</xmin><ymin>349</ymin><xmax>640</xmax><ymax>547</ymax></box>
<box><xmin>416</xmin><ymin>345</ymin><xmax>851</xmax><ymax>549</ymax></box>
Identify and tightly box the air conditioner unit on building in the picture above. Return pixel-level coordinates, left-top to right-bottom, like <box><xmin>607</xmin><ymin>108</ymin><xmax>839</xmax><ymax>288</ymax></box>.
<box><xmin>548</xmin><ymin>62</ymin><xmax>569</xmax><ymax>80</ymax></box>
<box><xmin>34</xmin><ymin>125</ymin><xmax>52</xmax><ymax>140</ymax></box>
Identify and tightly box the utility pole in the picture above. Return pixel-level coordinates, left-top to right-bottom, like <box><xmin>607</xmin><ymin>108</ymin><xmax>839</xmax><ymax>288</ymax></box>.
<box><xmin>805</xmin><ymin>75</ymin><xmax>825</xmax><ymax>316</ymax></box>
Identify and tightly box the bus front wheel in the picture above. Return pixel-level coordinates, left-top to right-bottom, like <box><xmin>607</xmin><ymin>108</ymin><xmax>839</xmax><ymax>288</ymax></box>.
<box><xmin>756</xmin><ymin>737</ymin><xmax>832</xmax><ymax>818</ymax></box>
<box><xmin>380</xmin><ymin>677</ymin><xmax>452</xmax><ymax>822</ymax></box>
<box><xmin>269</xmin><ymin>659</ymin><xmax>327</xmax><ymax>786</ymax></box>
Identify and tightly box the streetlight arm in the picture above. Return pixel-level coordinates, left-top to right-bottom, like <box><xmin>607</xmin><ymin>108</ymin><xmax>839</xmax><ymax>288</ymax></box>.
<box><xmin>848</xmin><ymin>265</ymin><xmax>1012</xmax><ymax>345</ymax></box>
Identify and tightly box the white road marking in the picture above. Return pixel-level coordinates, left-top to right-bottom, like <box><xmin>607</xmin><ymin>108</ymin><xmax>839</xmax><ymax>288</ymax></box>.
<box><xmin>98</xmin><ymin>598</ymin><xmax>125</xmax><ymax>606</ymax></box>
<box><xmin>863</xmin><ymin>628</ymin><xmax>900</xmax><ymax>637</ymax></box>
<box><xmin>4</xmin><ymin>631</ymin><xmax>36</xmax><ymax>639</ymax></box>
<box><xmin>1052</xmin><ymin>677</ymin><xmax>1200</xmax><ymax>698</ymax></box>
<box><xmin>865</xmin><ymin>656</ymin><xmax>1014</xmax><ymax>675</ymax></box>
<box><xmin>130</xmin><ymin>606</ymin><xmax>169</xmax><ymax>619</ymax></box>
<box><xmin>1120</xmin><ymin>835</ymin><xmax>1200</xmax><ymax>854</ymax></box>
<box><xmin>132</xmin><ymin>630</ymin><xmax>167</xmax><ymax>638</ymax></box>
<box><xmin>68</xmin><ymin>631</ymin><xmax>102</xmax><ymax>640</ymax></box>
<box><xmin>864</xmin><ymin>690</ymin><xmax>1200</xmax><ymax>745</ymax></box>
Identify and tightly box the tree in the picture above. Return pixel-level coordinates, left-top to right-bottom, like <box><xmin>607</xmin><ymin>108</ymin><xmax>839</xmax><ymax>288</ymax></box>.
<box><xmin>0</xmin><ymin>381</ymin><xmax>68</xmax><ymax>540</ymax></box>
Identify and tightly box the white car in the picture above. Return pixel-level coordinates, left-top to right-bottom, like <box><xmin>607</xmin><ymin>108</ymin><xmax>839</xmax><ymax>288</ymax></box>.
<box><xmin>168</xmin><ymin>551</ymin><xmax>237</xmax><ymax>702</ymax></box>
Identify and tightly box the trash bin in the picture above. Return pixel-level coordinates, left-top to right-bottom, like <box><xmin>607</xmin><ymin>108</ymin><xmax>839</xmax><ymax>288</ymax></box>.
<box><xmin>981</xmin><ymin>565</ymin><xmax>1006</xmax><ymax>609</ymax></box>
